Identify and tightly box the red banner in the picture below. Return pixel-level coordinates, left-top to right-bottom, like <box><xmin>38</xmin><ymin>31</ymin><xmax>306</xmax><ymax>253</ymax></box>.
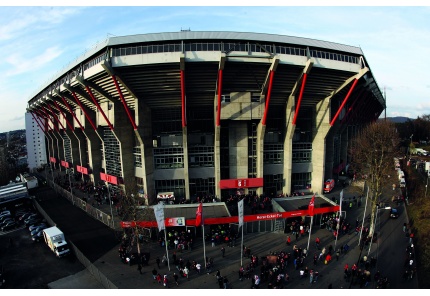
<box><xmin>60</xmin><ymin>160</ymin><xmax>70</xmax><ymax>168</ymax></box>
<box><xmin>49</xmin><ymin>157</ymin><xmax>57</xmax><ymax>163</ymax></box>
<box><xmin>76</xmin><ymin>165</ymin><xmax>89</xmax><ymax>175</ymax></box>
<box><xmin>219</xmin><ymin>178</ymin><xmax>264</xmax><ymax>189</ymax></box>
<box><xmin>100</xmin><ymin>172</ymin><xmax>119</xmax><ymax>185</ymax></box>
<box><xmin>195</xmin><ymin>203</ymin><xmax>203</xmax><ymax>227</ymax></box>
<box><xmin>120</xmin><ymin>205</ymin><xmax>340</xmax><ymax>228</ymax></box>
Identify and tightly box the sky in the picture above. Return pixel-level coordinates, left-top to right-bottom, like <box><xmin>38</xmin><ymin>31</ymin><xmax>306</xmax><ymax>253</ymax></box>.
<box><xmin>1</xmin><ymin>3</ymin><xmax>429</xmax><ymax>133</ymax></box>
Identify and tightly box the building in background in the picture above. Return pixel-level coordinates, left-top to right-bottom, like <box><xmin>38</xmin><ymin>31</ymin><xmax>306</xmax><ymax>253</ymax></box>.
<box><xmin>25</xmin><ymin>112</ymin><xmax>47</xmax><ymax>172</ymax></box>
<box><xmin>26</xmin><ymin>31</ymin><xmax>385</xmax><ymax>204</ymax></box>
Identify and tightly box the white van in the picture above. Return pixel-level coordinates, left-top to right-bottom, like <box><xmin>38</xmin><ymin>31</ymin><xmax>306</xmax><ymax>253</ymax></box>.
<box><xmin>399</xmin><ymin>178</ymin><xmax>406</xmax><ymax>188</ymax></box>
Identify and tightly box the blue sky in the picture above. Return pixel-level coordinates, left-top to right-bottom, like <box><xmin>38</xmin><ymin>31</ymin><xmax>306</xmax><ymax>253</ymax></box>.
<box><xmin>1</xmin><ymin>5</ymin><xmax>429</xmax><ymax>133</ymax></box>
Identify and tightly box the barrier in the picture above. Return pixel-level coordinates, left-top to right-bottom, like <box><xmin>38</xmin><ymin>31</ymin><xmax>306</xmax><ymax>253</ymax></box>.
<box><xmin>47</xmin><ymin>179</ymin><xmax>117</xmax><ymax>230</ymax></box>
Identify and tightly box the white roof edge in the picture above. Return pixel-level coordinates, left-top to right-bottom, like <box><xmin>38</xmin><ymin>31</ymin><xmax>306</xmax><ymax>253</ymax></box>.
<box><xmin>107</xmin><ymin>31</ymin><xmax>363</xmax><ymax>55</ymax></box>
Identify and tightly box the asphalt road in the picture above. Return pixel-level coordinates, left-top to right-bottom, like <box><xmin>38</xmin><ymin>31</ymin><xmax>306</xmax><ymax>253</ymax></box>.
<box><xmin>0</xmin><ymin>214</ymin><xmax>85</xmax><ymax>288</ymax></box>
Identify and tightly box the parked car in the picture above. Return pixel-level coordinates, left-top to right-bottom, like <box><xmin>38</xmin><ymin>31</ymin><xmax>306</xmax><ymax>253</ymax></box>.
<box><xmin>32</xmin><ymin>230</ymin><xmax>44</xmax><ymax>242</ymax></box>
<box><xmin>1</xmin><ymin>221</ymin><xmax>17</xmax><ymax>231</ymax></box>
<box><xmin>29</xmin><ymin>223</ymin><xmax>47</xmax><ymax>232</ymax></box>
<box><xmin>0</xmin><ymin>213</ymin><xmax>11</xmax><ymax>220</ymax></box>
<box><xmin>0</xmin><ymin>218</ymin><xmax>14</xmax><ymax>227</ymax></box>
<box><xmin>30</xmin><ymin>225</ymin><xmax>47</xmax><ymax>236</ymax></box>
<box><xmin>24</xmin><ymin>218</ymin><xmax>42</xmax><ymax>227</ymax></box>
<box><xmin>18</xmin><ymin>212</ymin><xmax>36</xmax><ymax>222</ymax></box>
<box><xmin>15</xmin><ymin>209</ymin><xmax>32</xmax><ymax>217</ymax></box>
<box><xmin>0</xmin><ymin>214</ymin><xmax>12</xmax><ymax>223</ymax></box>
<box><xmin>23</xmin><ymin>214</ymin><xmax>40</xmax><ymax>224</ymax></box>
<box><xmin>390</xmin><ymin>208</ymin><xmax>400</xmax><ymax>219</ymax></box>
<box><xmin>0</xmin><ymin>210</ymin><xmax>11</xmax><ymax>216</ymax></box>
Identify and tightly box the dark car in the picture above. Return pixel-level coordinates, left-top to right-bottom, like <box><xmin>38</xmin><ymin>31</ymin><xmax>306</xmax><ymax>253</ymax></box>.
<box><xmin>390</xmin><ymin>208</ymin><xmax>400</xmax><ymax>219</ymax></box>
<box><xmin>30</xmin><ymin>226</ymin><xmax>47</xmax><ymax>236</ymax></box>
<box><xmin>24</xmin><ymin>218</ymin><xmax>42</xmax><ymax>227</ymax></box>
<box><xmin>29</xmin><ymin>223</ymin><xmax>47</xmax><ymax>232</ymax></box>
<box><xmin>32</xmin><ymin>230</ymin><xmax>44</xmax><ymax>242</ymax></box>
<box><xmin>1</xmin><ymin>221</ymin><xmax>17</xmax><ymax>231</ymax></box>
<box><xmin>0</xmin><ymin>218</ymin><xmax>14</xmax><ymax>227</ymax></box>
<box><xmin>24</xmin><ymin>214</ymin><xmax>40</xmax><ymax>224</ymax></box>
<box><xmin>18</xmin><ymin>212</ymin><xmax>36</xmax><ymax>222</ymax></box>
<box><xmin>0</xmin><ymin>214</ymin><xmax>12</xmax><ymax>223</ymax></box>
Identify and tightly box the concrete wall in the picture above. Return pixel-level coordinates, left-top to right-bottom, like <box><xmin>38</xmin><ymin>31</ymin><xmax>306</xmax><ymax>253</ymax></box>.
<box><xmin>312</xmin><ymin>97</ymin><xmax>331</xmax><ymax>194</ymax></box>
<box><xmin>221</xmin><ymin>92</ymin><xmax>264</xmax><ymax>121</ymax></box>
<box><xmin>229</xmin><ymin>121</ymin><xmax>248</xmax><ymax>179</ymax></box>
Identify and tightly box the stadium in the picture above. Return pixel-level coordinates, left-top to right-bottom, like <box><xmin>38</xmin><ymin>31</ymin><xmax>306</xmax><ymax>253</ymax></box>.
<box><xmin>26</xmin><ymin>31</ymin><xmax>385</xmax><ymax>204</ymax></box>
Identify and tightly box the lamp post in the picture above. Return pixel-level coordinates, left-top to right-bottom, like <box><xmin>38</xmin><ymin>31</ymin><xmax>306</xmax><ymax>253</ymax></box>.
<box><xmin>105</xmin><ymin>182</ymin><xmax>115</xmax><ymax>228</ymax></box>
<box><xmin>367</xmin><ymin>206</ymin><xmax>391</xmax><ymax>257</ymax></box>
<box><xmin>68</xmin><ymin>168</ymin><xmax>74</xmax><ymax>205</ymax></box>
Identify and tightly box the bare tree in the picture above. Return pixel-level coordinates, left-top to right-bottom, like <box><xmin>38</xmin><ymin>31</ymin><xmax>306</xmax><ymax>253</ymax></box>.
<box><xmin>120</xmin><ymin>178</ymin><xmax>155</xmax><ymax>259</ymax></box>
<box><xmin>350</xmin><ymin>121</ymin><xmax>400</xmax><ymax>237</ymax></box>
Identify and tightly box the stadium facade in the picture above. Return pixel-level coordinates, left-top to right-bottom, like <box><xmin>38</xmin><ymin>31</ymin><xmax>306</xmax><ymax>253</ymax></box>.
<box><xmin>25</xmin><ymin>31</ymin><xmax>385</xmax><ymax>203</ymax></box>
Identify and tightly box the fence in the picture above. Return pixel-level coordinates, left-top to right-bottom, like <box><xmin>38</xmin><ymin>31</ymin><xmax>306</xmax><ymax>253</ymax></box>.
<box><xmin>48</xmin><ymin>179</ymin><xmax>118</xmax><ymax>230</ymax></box>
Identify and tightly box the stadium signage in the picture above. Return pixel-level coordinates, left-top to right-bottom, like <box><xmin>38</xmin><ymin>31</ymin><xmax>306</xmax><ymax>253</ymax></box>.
<box><xmin>219</xmin><ymin>178</ymin><xmax>264</xmax><ymax>189</ymax></box>
<box><xmin>120</xmin><ymin>205</ymin><xmax>339</xmax><ymax>228</ymax></box>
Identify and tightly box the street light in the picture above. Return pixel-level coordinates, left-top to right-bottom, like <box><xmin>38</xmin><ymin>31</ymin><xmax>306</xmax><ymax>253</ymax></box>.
<box><xmin>367</xmin><ymin>206</ymin><xmax>391</xmax><ymax>257</ymax></box>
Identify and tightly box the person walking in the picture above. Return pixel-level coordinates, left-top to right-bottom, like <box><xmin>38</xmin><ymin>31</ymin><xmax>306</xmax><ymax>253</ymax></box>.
<box><xmin>184</xmin><ymin>266</ymin><xmax>189</xmax><ymax>280</ymax></box>
<box><xmin>173</xmin><ymin>272</ymin><xmax>179</xmax><ymax>286</ymax></box>
<box><xmin>163</xmin><ymin>275</ymin><xmax>169</xmax><ymax>288</ymax></box>
<box><xmin>315</xmin><ymin>237</ymin><xmax>320</xmax><ymax>249</ymax></box>
<box><xmin>221</xmin><ymin>246</ymin><xmax>226</xmax><ymax>258</ymax></box>
<box><xmin>156</xmin><ymin>256</ymin><xmax>161</xmax><ymax>269</ymax></box>
<box><xmin>336</xmin><ymin>249</ymin><xmax>340</xmax><ymax>261</ymax></box>
<box><xmin>286</xmin><ymin>236</ymin><xmax>291</xmax><ymax>246</ymax></box>
<box><xmin>152</xmin><ymin>268</ymin><xmax>158</xmax><ymax>282</ymax></box>
<box><xmin>223</xmin><ymin>276</ymin><xmax>229</xmax><ymax>289</ymax></box>
<box><xmin>137</xmin><ymin>263</ymin><xmax>143</xmax><ymax>274</ymax></box>
<box><xmin>309</xmin><ymin>270</ymin><xmax>314</xmax><ymax>284</ymax></box>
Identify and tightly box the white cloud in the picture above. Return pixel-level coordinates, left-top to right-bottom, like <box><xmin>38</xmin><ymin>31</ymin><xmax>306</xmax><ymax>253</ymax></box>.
<box><xmin>5</xmin><ymin>46</ymin><xmax>63</xmax><ymax>77</ymax></box>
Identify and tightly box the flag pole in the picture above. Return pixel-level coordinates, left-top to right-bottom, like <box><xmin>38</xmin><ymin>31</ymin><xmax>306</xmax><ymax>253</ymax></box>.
<box><xmin>164</xmin><ymin>225</ymin><xmax>170</xmax><ymax>271</ymax></box>
<box><xmin>307</xmin><ymin>194</ymin><xmax>315</xmax><ymax>251</ymax></box>
<box><xmin>307</xmin><ymin>215</ymin><xmax>313</xmax><ymax>251</ymax></box>
<box><xmin>241</xmin><ymin>223</ymin><xmax>244</xmax><ymax>267</ymax></box>
<box><xmin>334</xmin><ymin>189</ymin><xmax>343</xmax><ymax>249</ymax></box>
<box><xmin>202</xmin><ymin>223</ymin><xmax>206</xmax><ymax>270</ymax></box>
<box><xmin>358</xmin><ymin>185</ymin><xmax>370</xmax><ymax>247</ymax></box>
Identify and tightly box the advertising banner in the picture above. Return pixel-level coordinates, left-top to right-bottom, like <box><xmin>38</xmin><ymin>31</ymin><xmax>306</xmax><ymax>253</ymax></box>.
<box><xmin>153</xmin><ymin>203</ymin><xmax>165</xmax><ymax>231</ymax></box>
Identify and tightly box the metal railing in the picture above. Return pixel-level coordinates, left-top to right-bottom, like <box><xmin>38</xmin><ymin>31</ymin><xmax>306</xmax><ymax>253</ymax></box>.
<box><xmin>48</xmin><ymin>179</ymin><xmax>118</xmax><ymax>230</ymax></box>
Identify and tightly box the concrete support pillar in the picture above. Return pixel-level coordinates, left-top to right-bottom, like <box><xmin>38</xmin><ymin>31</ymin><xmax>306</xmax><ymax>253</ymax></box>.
<box><xmin>283</xmin><ymin>96</ymin><xmax>296</xmax><ymax>195</ymax></box>
<box><xmin>229</xmin><ymin>121</ymin><xmax>248</xmax><ymax>179</ymax></box>
<box><xmin>85</xmin><ymin>128</ymin><xmax>103</xmax><ymax>185</ymax></box>
<box><xmin>214</xmin><ymin>125</ymin><xmax>221</xmax><ymax>199</ymax></box>
<box><xmin>312</xmin><ymin>97</ymin><xmax>332</xmax><ymax>194</ymax></box>
<box><xmin>182</xmin><ymin>126</ymin><xmax>190</xmax><ymax>200</ymax></box>
<box><xmin>256</xmin><ymin>122</ymin><xmax>266</xmax><ymax>196</ymax></box>
<box><xmin>135</xmin><ymin>99</ymin><xmax>155</xmax><ymax>205</ymax></box>
<box><xmin>113</xmin><ymin>111</ymin><xmax>135</xmax><ymax>195</ymax></box>
<box><xmin>45</xmin><ymin>132</ymin><xmax>54</xmax><ymax>167</ymax></box>
<box><xmin>52</xmin><ymin>131</ymin><xmax>64</xmax><ymax>172</ymax></box>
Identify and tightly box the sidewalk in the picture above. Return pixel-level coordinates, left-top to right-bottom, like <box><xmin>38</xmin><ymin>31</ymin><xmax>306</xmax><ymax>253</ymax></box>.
<box><xmin>40</xmin><ymin>170</ymin><xmax>418</xmax><ymax>289</ymax></box>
